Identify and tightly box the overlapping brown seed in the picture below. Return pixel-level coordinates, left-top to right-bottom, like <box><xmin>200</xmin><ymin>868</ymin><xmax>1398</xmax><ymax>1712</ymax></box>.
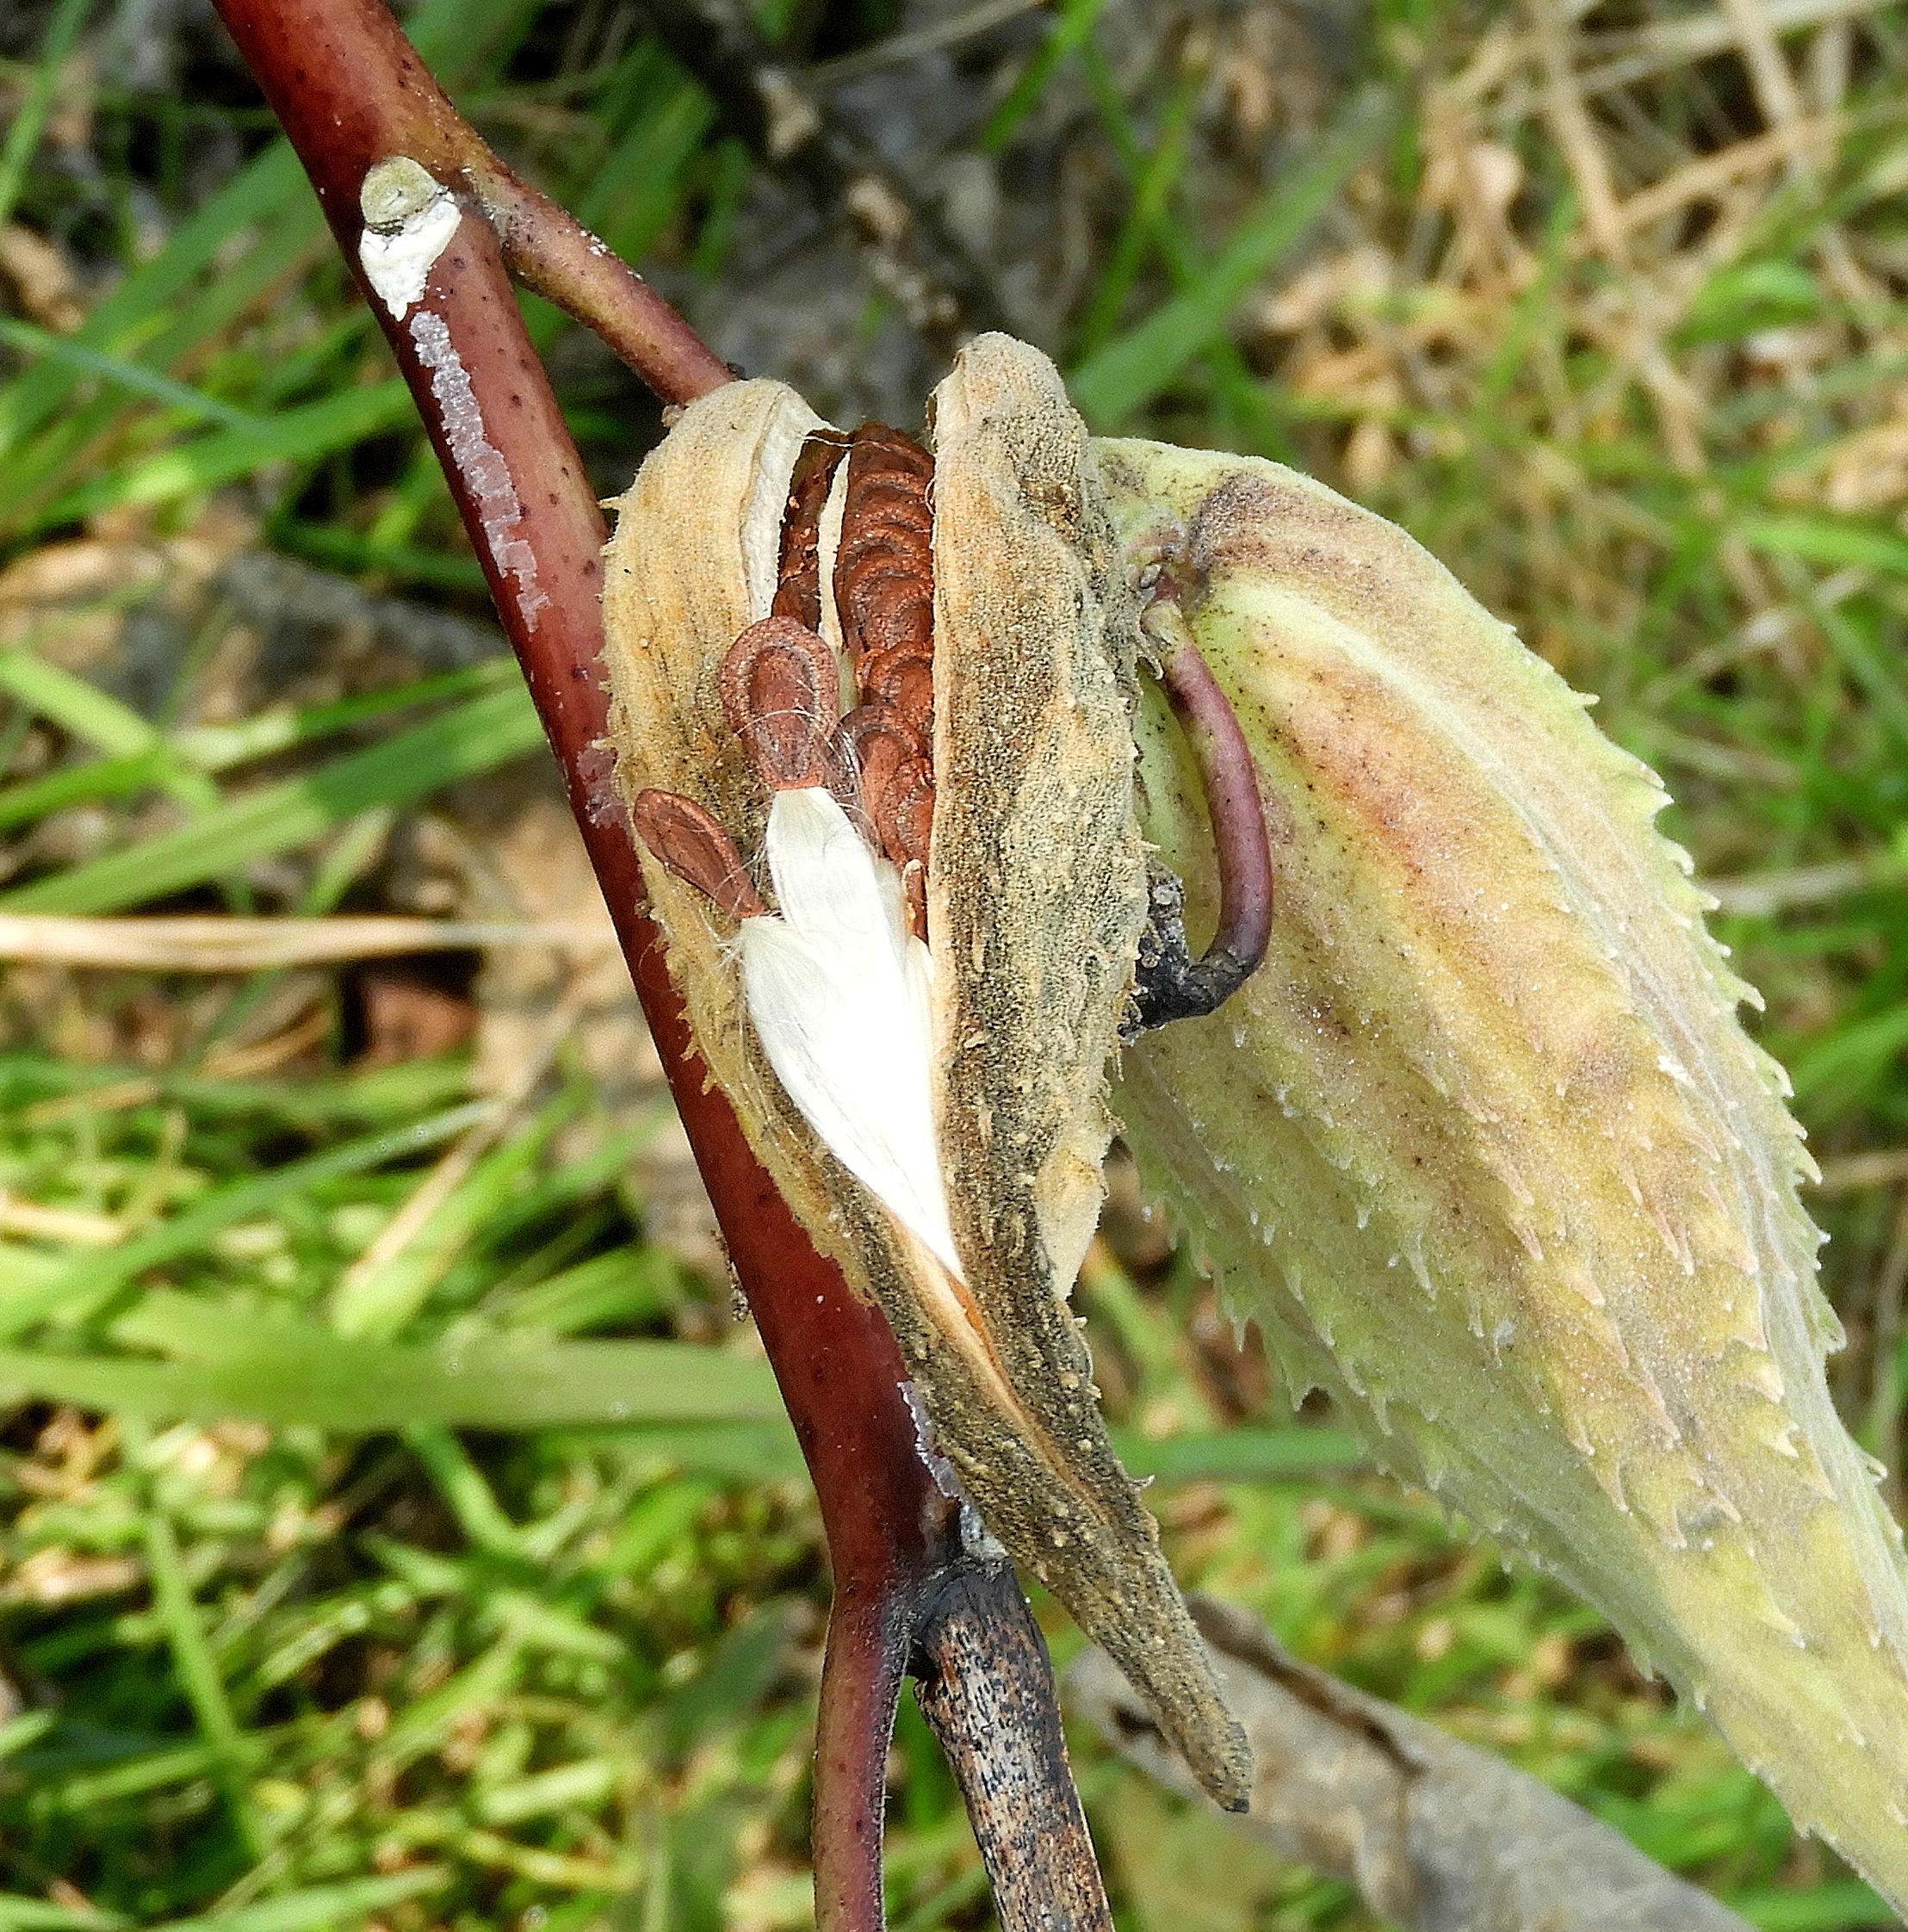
<box><xmin>834</xmin><ymin>424</ymin><xmax>936</xmax><ymax>670</ymax></box>
<box><xmin>666</xmin><ymin>424</ymin><xmax>943</xmax><ymax>939</ymax></box>
<box><xmin>753</xmin><ymin>421</ymin><xmax>939</xmax><ymax>937</ymax></box>
<box><xmin>632</xmin><ymin>789</ymin><xmax>766</xmax><ymax>920</ymax></box>
<box><xmin>720</xmin><ymin>616</ymin><xmax>843</xmax><ymax>791</ymax></box>
<box><xmin>772</xmin><ymin>435</ymin><xmax>849</xmax><ymax>632</ymax></box>
<box><xmin>842</xmin><ymin>705</ymin><xmax>936</xmax><ymax>934</ymax></box>
<box><xmin>859</xmin><ymin>642</ymin><xmax>935</xmax><ymax>731</ymax></box>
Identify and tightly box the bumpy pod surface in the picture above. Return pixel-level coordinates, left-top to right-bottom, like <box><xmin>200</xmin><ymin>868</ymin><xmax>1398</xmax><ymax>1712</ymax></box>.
<box><xmin>1098</xmin><ymin>439</ymin><xmax>1908</xmax><ymax>1910</ymax></box>
<box><xmin>599</xmin><ymin>339</ymin><xmax>1250</xmax><ymax>1808</ymax></box>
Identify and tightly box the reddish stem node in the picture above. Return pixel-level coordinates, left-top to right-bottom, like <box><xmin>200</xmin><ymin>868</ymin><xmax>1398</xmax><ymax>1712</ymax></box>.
<box><xmin>216</xmin><ymin>0</ymin><xmax>729</xmax><ymax>408</ymax></box>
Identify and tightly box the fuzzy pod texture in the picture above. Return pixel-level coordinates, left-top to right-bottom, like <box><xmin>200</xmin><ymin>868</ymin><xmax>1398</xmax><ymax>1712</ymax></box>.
<box><xmin>1098</xmin><ymin>437</ymin><xmax>1908</xmax><ymax>1911</ymax></box>
<box><xmin>598</xmin><ymin>339</ymin><xmax>1250</xmax><ymax>1809</ymax></box>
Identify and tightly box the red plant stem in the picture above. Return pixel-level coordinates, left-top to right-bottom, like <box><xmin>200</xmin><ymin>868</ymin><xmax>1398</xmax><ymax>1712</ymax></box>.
<box><xmin>216</xmin><ymin>0</ymin><xmax>731</xmax><ymax>406</ymax></box>
<box><xmin>210</xmin><ymin>3</ymin><xmax>953</xmax><ymax>1925</ymax></box>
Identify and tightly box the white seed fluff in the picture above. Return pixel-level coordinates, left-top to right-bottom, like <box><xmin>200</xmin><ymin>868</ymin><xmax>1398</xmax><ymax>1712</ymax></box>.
<box><xmin>738</xmin><ymin>785</ymin><xmax>963</xmax><ymax>1280</ymax></box>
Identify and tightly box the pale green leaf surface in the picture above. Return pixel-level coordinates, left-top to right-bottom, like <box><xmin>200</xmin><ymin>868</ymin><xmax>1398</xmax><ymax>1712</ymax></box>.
<box><xmin>1100</xmin><ymin>437</ymin><xmax>1908</xmax><ymax>1911</ymax></box>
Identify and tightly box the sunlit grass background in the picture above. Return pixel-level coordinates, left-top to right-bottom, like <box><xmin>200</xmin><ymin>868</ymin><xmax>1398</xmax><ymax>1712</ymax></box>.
<box><xmin>2</xmin><ymin>0</ymin><xmax>1907</xmax><ymax>1923</ymax></box>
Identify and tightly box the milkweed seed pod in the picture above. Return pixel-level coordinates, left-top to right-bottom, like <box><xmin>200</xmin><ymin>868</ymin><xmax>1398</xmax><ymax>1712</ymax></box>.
<box><xmin>1098</xmin><ymin>440</ymin><xmax>1908</xmax><ymax>1911</ymax></box>
<box><xmin>599</xmin><ymin>335</ymin><xmax>1253</xmax><ymax>1810</ymax></box>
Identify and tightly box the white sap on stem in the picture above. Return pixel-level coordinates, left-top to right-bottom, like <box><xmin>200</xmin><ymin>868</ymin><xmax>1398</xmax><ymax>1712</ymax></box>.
<box><xmin>406</xmin><ymin>310</ymin><xmax>548</xmax><ymax>632</ymax></box>
<box><xmin>352</xmin><ymin>159</ymin><xmax>547</xmax><ymax>633</ymax></box>
<box><xmin>738</xmin><ymin>785</ymin><xmax>963</xmax><ymax>1282</ymax></box>
<box><xmin>357</xmin><ymin>156</ymin><xmax>462</xmax><ymax>320</ymax></box>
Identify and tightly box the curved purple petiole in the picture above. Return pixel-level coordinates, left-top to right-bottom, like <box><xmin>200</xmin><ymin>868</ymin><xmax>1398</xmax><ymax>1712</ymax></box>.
<box><xmin>1131</xmin><ymin>600</ymin><xmax>1275</xmax><ymax>1034</ymax></box>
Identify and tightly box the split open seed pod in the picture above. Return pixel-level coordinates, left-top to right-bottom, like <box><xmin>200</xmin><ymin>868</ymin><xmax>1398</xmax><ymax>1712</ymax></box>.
<box><xmin>600</xmin><ymin>335</ymin><xmax>1251</xmax><ymax>1809</ymax></box>
<box><xmin>1100</xmin><ymin>441</ymin><xmax>1908</xmax><ymax>1911</ymax></box>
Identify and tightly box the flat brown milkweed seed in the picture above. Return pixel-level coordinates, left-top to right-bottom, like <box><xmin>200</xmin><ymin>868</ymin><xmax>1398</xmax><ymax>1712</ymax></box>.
<box><xmin>632</xmin><ymin>790</ymin><xmax>767</xmax><ymax>921</ymax></box>
<box><xmin>773</xmin><ymin>435</ymin><xmax>849</xmax><ymax>632</ymax></box>
<box><xmin>720</xmin><ymin>616</ymin><xmax>842</xmax><ymax>792</ymax></box>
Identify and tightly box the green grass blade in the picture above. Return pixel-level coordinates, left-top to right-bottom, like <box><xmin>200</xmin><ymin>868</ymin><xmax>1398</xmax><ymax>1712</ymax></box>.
<box><xmin>1075</xmin><ymin>39</ymin><xmax>1298</xmax><ymax>457</ymax></box>
<box><xmin>0</xmin><ymin>651</ymin><xmax>169</xmax><ymax>759</ymax></box>
<box><xmin>40</xmin><ymin>381</ymin><xmax>416</xmax><ymax>524</ymax></box>
<box><xmin>0</xmin><ymin>749</ymin><xmax>168</xmax><ymax>833</ymax></box>
<box><xmin>1072</xmin><ymin>61</ymin><xmax>1204</xmax><ymax>358</ymax></box>
<box><xmin>1</xmin><ymin>195</ymin><xmax>342</xmax><ymax>529</ymax></box>
<box><xmin>128</xmin><ymin>1415</ymin><xmax>268</xmax><ymax>1859</ymax></box>
<box><xmin>1738</xmin><ymin>517</ymin><xmax>1908</xmax><ymax>579</ymax></box>
<box><xmin>406</xmin><ymin>1422</ymin><xmax>531</xmax><ymax>1557</ymax></box>
<box><xmin>269</xmin><ymin>518</ymin><xmax>492</xmax><ymax>596</ymax></box>
<box><xmin>148</xmin><ymin>1871</ymin><xmax>450</xmax><ymax>1932</ymax></box>
<box><xmin>0</xmin><ymin>319</ymin><xmax>259</xmax><ymax>430</ymax></box>
<box><xmin>979</xmin><ymin>0</ymin><xmax>1112</xmax><ymax>153</ymax></box>
<box><xmin>0</xmin><ymin>1322</ymin><xmax>786</xmax><ymax>1431</ymax></box>
<box><xmin>0</xmin><ymin>1902</ymin><xmax>123</xmax><ymax>1932</ymax></box>
<box><xmin>0</xmin><ymin>0</ymin><xmax>94</xmax><ymax>233</ymax></box>
<box><xmin>0</xmin><ymin>684</ymin><xmax>544</xmax><ymax>915</ymax></box>
<box><xmin>0</xmin><ymin>652</ymin><xmax>220</xmax><ymax>813</ymax></box>
<box><xmin>0</xmin><ymin>146</ymin><xmax>313</xmax><ymax>463</ymax></box>
<box><xmin>1785</xmin><ymin>1001</ymin><xmax>1908</xmax><ymax>1115</ymax></box>
<box><xmin>498</xmin><ymin>1245</ymin><xmax>685</xmax><ymax>1335</ymax></box>
<box><xmin>0</xmin><ymin>1053</ymin><xmax>476</xmax><ymax>1130</ymax></box>
<box><xmin>167</xmin><ymin>661</ymin><xmax>512</xmax><ymax>774</ymax></box>
<box><xmin>1725</xmin><ymin>1879</ymin><xmax>1894</xmax><ymax>1930</ymax></box>
<box><xmin>141</xmin><ymin>1496</ymin><xmax>260</xmax><ymax>1773</ymax></box>
<box><xmin>330</xmin><ymin>1091</ymin><xmax>581</xmax><ymax>1341</ymax></box>
<box><xmin>34</xmin><ymin>1281</ymin><xmax>1353</xmax><ymax>1454</ymax></box>
<box><xmin>0</xmin><ymin>1714</ymin><xmax>57</xmax><ymax>1763</ymax></box>
<box><xmin>1069</xmin><ymin>85</ymin><xmax>1391</xmax><ymax>426</ymax></box>
<box><xmin>575</xmin><ymin>1421</ymin><xmax>807</xmax><ymax>1481</ymax></box>
<box><xmin>578</xmin><ymin>82</ymin><xmax>716</xmax><ymax>264</ymax></box>
<box><xmin>0</xmin><ymin>1102</ymin><xmax>496</xmax><ymax>1338</ymax></box>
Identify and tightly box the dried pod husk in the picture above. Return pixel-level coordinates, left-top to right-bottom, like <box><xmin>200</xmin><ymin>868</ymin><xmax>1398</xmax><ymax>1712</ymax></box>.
<box><xmin>1097</xmin><ymin>439</ymin><xmax>1908</xmax><ymax>1909</ymax></box>
<box><xmin>600</xmin><ymin>337</ymin><xmax>1251</xmax><ymax>1809</ymax></box>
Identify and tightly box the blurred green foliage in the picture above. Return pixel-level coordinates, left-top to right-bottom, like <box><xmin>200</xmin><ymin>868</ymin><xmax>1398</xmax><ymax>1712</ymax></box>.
<box><xmin>2</xmin><ymin>0</ymin><xmax>1907</xmax><ymax>1923</ymax></box>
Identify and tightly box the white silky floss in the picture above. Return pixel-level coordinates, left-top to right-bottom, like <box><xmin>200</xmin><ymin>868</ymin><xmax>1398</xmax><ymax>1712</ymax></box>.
<box><xmin>737</xmin><ymin>785</ymin><xmax>963</xmax><ymax>1282</ymax></box>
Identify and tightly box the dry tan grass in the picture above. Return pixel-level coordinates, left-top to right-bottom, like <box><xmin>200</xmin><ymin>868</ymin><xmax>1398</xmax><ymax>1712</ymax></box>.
<box><xmin>1236</xmin><ymin>0</ymin><xmax>1908</xmax><ymax>691</ymax></box>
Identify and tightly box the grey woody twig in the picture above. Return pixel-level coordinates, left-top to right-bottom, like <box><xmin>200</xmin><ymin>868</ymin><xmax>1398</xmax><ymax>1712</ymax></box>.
<box><xmin>914</xmin><ymin>1564</ymin><xmax>1114</xmax><ymax>1932</ymax></box>
<box><xmin>1072</xmin><ymin>1599</ymin><xmax>1757</xmax><ymax>1932</ymax></box>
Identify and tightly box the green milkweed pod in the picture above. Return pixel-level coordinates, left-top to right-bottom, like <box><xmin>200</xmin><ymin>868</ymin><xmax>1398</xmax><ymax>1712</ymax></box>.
<box><xmin>601</xmin><ymin>324</ymin><xmax>1908</xmax><ymax>1903</ymax></box>
<box><xmin>1100</xmin><ymin>439</ymin><xmax>1908</xmax><ymax>1913</ymax></box>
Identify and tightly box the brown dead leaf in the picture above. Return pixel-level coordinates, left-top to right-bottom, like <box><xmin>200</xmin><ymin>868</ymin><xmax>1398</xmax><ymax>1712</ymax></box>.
<box><xmin>0</xmin><ymin>225</ymin><xmax>84</xmax><ymax>332</ymax></box>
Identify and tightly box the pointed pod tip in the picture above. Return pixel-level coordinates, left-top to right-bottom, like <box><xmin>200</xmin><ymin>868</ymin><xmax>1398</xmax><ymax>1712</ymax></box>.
<box><xmin>1208</xmin><ymin>1728</ymin><xmax>1256</xmax><ymax>1813</ymax></box>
